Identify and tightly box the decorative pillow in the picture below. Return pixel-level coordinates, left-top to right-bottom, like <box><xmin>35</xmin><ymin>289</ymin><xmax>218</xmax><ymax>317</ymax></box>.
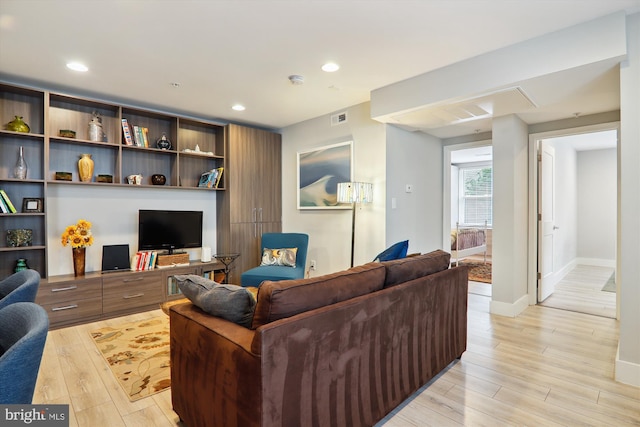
<box><xmin>174</xmin><ymin>274</ymin><xmax>256</xmax><ymax>328</ymax></box>
<box><xmin>373</xmin><ymin>240</ymin><xmax>409</xmax><ymax>262</ymax></box>
<box><xmin>260</xmin><ymin>247</ymin><xmax>297</xmax><ymax>267</ymax></box>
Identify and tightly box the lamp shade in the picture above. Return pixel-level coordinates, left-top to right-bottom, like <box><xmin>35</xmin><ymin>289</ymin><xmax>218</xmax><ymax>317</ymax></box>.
<box><xmin>337</xmin><ymin>182</ymin><xmax>373</xmax><ymax>204</ymax></box>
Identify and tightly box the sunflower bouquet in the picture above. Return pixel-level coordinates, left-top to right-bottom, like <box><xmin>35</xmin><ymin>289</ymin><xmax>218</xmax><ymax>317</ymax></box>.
<box><xmin>61</xmin><ymin>219</ymin><xmax>94</xmax><ymax>248</ymax></box>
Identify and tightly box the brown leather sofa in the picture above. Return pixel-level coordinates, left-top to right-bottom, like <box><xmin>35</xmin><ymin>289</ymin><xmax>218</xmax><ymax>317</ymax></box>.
<box><xmin>170</xmin><ymin>250</ymin><xmax>468</xmax><ymax>427</ymax></box>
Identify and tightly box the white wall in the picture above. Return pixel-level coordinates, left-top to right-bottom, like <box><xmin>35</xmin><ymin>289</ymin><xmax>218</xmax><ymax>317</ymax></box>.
<box><xmin>47</xmin><ymin>186</ymin><xmax>216</xmax><ymax>275</ymax></box>
<box><xmin>385</xmin><ymin>125</ymin><xmax>443</xmax><ymax>254</ymax></box>
<box><xmin>450</xmin><ymin>165</ymin><xmax>459</xmax><ymax>228</ymax></box>
<box><xmin>577</xmin><ymin>148</ymin><xmax>617</xmax><ymax>262</ymax></box>
<box><xmin>551</xmin><ymin>141</ymin><xmax>578</xmax><ymax>270</ymax></box>
<box><xmin>491</xmin><ymin>115</ymin><xmax>529</xmax><ymax>315</ymax></box>
<box><xmin>281</xmin><ymin>102</ymin><xmax>386</xmax><ymax>275</ymax></box>
<box><xmin>617</xmin><ymin>11</ymin><xmax>640</xmax><ymax>385</ymax></box>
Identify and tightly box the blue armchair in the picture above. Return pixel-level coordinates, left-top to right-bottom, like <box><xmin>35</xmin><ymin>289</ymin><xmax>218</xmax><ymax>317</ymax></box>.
<box><xmin>0</xmin><ymin>269</ymin><xmax>41</xmax><ymax>311</ymax></box>
<box><xmin>0</xmin><ymin>302</ymin><xmax>49</xmax><ymax>404</ymax></box>
<box><xmin>241</xmin><ymin>233</ymin><xmax>309</xmax><ymax>287</ymax></box>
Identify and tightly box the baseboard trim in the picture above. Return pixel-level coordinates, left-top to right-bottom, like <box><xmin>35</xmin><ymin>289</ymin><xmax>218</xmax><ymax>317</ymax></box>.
<box><xmin>615</xmin><ymin>344</ymin><xmax>640</xmax><ymax>387</ymax></box>
<box><xmin>575</xmin><ymin>258</ymin><xmax>616</xmax><ymax>268</ymax></box>
<box><xmin>490</xmin><ymin>294</ymin><xmax>529</xmax><ymax>317</ymax></box>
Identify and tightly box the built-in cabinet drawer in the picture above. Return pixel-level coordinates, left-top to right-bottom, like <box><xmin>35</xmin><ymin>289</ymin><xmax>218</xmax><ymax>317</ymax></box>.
<box><xmin>40</xmin><ymin>297</ymin><xmax>103</xmax><ymax>325</ymax></box>
<box><xmin>102</xmin><ymin>271</ymin><xmax>164</xmax><ymax>313</ymax></box>
<box><xmin>36</xmin><ymin>277</ymin><xmax>103</xmax><ymax>326</ymax></box>
<box><xmin>37</xmin><ymin>277</ymin><xmax>102</xmax><ymax>304</ymax></box>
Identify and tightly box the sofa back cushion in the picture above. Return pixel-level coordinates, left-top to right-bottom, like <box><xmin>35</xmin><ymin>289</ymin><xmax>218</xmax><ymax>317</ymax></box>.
<box><xmin>251</xmin><ymin>262</ymin><xmax>386</xmax><ymax>329</ymax></box>
<box><xmin>383</xmin><ymin>249</ymin><xmax>451</xmax><ymax>288</ymax></box>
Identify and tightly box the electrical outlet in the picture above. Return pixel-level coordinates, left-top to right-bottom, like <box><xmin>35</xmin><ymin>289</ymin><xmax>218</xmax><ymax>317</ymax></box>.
<box><xmin>310</xmin><ymin>260</ymin><xmax>317</xmax><ymax>270</ymax></box>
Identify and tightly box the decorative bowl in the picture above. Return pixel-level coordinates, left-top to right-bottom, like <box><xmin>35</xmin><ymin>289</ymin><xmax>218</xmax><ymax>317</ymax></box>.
<box><xmin>59</xmin><ymin>129</ymin><xmax>76</xmax><ymax>138</ymax></box>
<box><xmin>151</xmin><ymin>174</ymin><xmax>166</xmax><ymax>185</ymax></box>
<box><xmin>7</xmin><ymin>229</ymin><xmax>33</xmax><ymax>247</ymax></box>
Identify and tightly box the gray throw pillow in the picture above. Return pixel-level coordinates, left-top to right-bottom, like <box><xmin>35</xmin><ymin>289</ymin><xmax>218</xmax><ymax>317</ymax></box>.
<box><xmin>174</xmin><ymin>274</ymin><xmax>256</xmax><ymax>328</ymax></box>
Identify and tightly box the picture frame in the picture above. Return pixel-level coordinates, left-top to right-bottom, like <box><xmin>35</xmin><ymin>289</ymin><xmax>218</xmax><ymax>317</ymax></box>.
<box><xmin>22</xmin><ymin>197</ymin><xmax>44</xmax><ymax>213</ymax></box>
<box><xmin>297</xmin><ymin>140</ymin><xmax>353</xmax><ymax>209</ymax></box>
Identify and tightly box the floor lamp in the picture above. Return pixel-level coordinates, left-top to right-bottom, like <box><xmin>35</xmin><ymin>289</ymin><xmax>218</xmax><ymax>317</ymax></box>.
<box><xmin>337</xmin><ymin>182</ymin><xmax>373</xmax><ymax>267</ymax></box>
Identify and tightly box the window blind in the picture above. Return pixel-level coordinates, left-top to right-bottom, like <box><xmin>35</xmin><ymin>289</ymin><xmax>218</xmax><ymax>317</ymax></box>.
<box><xmin>460</xmin><ymin>166</ymin><xmax>492</xmax><ymax>226</ymax></box>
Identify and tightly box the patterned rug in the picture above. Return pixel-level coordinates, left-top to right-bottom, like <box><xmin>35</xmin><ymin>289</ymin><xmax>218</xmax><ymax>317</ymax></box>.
<box><xmin>458</xmin><ymin>261</ymin><xmax>492</xmax><ymax>283</ymax></box>
<box><xmin>90</xmin><ymin>316</ymin><xmax>170</xmax><ymax>401</ymax></box>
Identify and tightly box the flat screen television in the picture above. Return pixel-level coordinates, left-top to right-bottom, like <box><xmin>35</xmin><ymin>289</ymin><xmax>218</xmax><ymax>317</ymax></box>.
<box><xmin>138</xmin><ymin>210</ymin><xmax>203</xmax><ymax>254</ymax></box>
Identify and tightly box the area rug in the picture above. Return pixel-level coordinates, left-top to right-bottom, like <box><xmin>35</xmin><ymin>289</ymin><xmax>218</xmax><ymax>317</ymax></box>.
<box><xmin>458</xmin><ymin>261</ymin><xmax>492</xmax><ymax>283</ymax></box>
<box><xmin>601</xmin><ymin>273</ymin><xmax>616</xmax><ymax>293</ymax></box>
<box><xmin>90</xmin><ymin>316</ymin><xmax>170</xmax><ymax>401</ymax></box>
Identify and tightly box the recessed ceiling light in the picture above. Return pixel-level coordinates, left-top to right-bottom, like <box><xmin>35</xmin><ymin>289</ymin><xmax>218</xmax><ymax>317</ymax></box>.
<box><xmin>66</xmin><ymin>62</ymin><xmax>88</xmax><ymax>72</ymax></box>
<box><xmin>322</xmin><ymin>62</ymin><xmax>339</xmax><ymax>72</ymax></box>
<box><xmin>232</xmin><ymin>104</ymin><xmax>246</xmax><ymax>111</ymax></box>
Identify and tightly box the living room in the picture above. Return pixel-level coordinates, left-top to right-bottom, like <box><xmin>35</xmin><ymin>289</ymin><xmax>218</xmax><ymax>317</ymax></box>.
<box><xmin>1</xmin><ymin>1</ymin><xmax>639</xmax><ymax>425</ymax></box>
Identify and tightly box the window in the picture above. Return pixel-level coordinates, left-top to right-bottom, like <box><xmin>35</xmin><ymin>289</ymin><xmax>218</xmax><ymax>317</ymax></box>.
<box><xmin>459</xmin><ymin>165</ymin><xmax>492</xmax><ymax>226</ymax></box>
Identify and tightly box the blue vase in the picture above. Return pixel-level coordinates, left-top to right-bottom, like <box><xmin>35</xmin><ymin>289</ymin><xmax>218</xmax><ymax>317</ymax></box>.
<box><xmin>15</xmin><ymin>258</ymin><xmax>28</xmax><ymax>272</ymax></box>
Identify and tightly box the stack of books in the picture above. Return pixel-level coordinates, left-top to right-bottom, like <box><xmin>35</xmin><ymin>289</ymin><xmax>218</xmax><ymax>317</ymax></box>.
<box><xmin>132</xmin><ymin>251</ymin><xmax>157</xmax><ymax>271</ymax></box>
<box><xmin>121</xmin><ymin>119</ymin><xmax>151</xmax><ymax>147</ymax></box>
<box><xmin>0</xmin><ymin>189</ymin><xmax>17</xmax><ymax>213</ymax></box>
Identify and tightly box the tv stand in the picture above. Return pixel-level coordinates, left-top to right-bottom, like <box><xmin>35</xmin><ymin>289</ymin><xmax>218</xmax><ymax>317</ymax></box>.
<box><xmin>36</xmin><ymin>260</ymin><xmax>223</xmax><ymax>329</ymax></box>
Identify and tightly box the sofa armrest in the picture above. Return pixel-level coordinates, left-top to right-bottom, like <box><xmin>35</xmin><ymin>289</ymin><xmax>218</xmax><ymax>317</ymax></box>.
<box><xmin>170</xmin><ymin>303</ymin><xmax>261</xmax><ymax>427</ymax></box>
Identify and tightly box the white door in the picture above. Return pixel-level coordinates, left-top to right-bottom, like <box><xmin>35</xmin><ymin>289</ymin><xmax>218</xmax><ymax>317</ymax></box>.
<box><xmin>538</xmin><ymin>142</ymin><xmax>557</xmax><ymax>301</ymax></box>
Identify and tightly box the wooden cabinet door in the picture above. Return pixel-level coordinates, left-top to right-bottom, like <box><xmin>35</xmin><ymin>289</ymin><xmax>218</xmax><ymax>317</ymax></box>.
<box><xmin>227</xmin><ymin>124</ymin><xmax>257</xmax><ymax>223</ymax></box>
<box><xmin>228</xmin><ymin>222</ymin><xmax>259</xmax><ymax>285</ymax></box>
<box><xmin>255</xmin><ymin>130</ymin><xmax>282</xmax><ymax>223</ymax></box>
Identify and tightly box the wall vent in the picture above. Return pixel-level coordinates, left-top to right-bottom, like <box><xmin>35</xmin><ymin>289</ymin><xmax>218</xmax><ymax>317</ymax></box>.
<box><xmin>331</xmin><ymin>112</ymin><xmax>348</xmax><ymax>126</ymax></box>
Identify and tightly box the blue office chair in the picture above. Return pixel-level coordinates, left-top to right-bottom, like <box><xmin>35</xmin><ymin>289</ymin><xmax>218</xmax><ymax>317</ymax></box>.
<box><xmin>241</xmin><ymin>233</ymin><xmax>309</xmax><ymax>287</ymax></box>
<box><xmin>0</xmin><ymin>302</ymin><xmax>49</xmax><ymax>404</ymax></box>
<box><xmin>0</xmin><ymin>269</ymin><xmax>41</xmax><ymax>311</ymax></box>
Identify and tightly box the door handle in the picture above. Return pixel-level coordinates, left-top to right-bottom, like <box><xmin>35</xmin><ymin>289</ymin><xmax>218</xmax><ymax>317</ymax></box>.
<box><xmin>553</xmin><ymin>226</ymin><xmax>560</xmax><ymax>230</ymax></box>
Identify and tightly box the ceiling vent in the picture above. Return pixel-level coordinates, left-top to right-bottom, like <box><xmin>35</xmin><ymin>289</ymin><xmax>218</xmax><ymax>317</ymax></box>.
<box><xmin>331</xmin><ymin>112</ymin><xmax>348</xmax><ymax>126</ymax></box>
<box><xmin>390</xmin><ymin>86</ymin><xmax>537</xmax><ymax>130</ymax></box>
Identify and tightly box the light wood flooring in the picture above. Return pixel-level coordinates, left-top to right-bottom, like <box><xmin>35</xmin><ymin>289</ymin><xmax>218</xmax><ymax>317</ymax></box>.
<box><xmin>34</xmin><ymin>292</ymin><xmax>638</xmax><ymax>426</ymax></box>
<box><xmin>539</xmin><ymin>264</ymin><xmax>616</xmax><ymax>319</ymax></box>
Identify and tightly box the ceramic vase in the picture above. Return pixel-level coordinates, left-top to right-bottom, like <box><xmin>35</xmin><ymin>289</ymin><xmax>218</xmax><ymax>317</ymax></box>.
<box><xmin>78</xmin><ymin>153</ymin><xmax>94</xmax><ymax>182</ymax></box>
<box><xmin>15</xmin><ymin>258</ymin><xmax>28</xmax><ymax>273</ymax></box>
<box><xmin>72</xmin><ymin>247</ymin><xmax>86</xmax><ymax>276</ymax></box>
<box><xmin>156</xmin><ymin>133</ymin><xmax>171</xmax><ymax>150</ymax></box>
<box><xmin>6</xmin><ymin>115</ymin><xmax>30</xmax><ymax>133</ymax></box>
<box><xmin>14</xmin><ymin>146</ymin><xmax>28</xmax><ymax>179</ymax></box>
<box><xmin>87</xmin><ymin>111</ymin><xmax>104</xmax><ymax>142</ymax></box>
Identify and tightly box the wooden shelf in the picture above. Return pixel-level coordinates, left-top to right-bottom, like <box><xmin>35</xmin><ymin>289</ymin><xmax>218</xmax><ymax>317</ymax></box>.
<box><xmin>0</xmin><ymin>82</ymin><xmax>230</xmax><ymax>279</ymax></box>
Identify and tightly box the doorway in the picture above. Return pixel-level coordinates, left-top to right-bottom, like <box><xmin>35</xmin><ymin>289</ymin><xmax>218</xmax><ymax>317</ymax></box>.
<box><xmin>443</xmin><ymin>141</ymin><xmax>493</xmax><ymax>297</ymax></box>
<box><xmin>529</xmin><ymin>125</ymin><xmax>618</xmax><ymax>318</ymax></box>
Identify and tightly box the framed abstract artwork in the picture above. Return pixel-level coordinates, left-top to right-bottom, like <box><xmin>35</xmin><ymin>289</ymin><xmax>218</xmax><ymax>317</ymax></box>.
<box><xmin>297</xmin><ymin>141</ymin><xmax>353</xmax><ymax>209</ymax></box>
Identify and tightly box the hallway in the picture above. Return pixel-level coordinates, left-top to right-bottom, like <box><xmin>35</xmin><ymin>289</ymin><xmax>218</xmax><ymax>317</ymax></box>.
<box><xmin>539</xmin><ymin>264</ymin><xmax>616</xmax><ymax>318</ymax></box>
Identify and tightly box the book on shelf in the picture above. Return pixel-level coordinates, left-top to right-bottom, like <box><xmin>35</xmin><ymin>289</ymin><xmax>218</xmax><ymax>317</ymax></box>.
<box><xmin>131</xmin><ymin>125</ymin><xmax>140</xmax><ymax>146</ymax></box>
<box><xmin>0</xmin><ymin>189</ymin><xmax>17</xmax><ymax>213</ymax></box>
<box><xmin>138</xmin><ymin>127</ymin><xmax>147</xmax><ymax>147</ymax></box>
<box><xmin>131</xmin><ymin>250</ymin><xmax>158</xmax><ymax>271</ymax></box>
<box><xmin>121</xmin><ymin>119</ymin><xmax>134</xmax><ymax>145</ymax></box>
<box><xmin>198</xmin><ymin>169</ymin><xmax>218</xmax><ymax>188</ymax></box>
<box><xmin>0</xmin><ymin>194</ymin><xmax>8</xmax><ymax>213</ymax></box>
<box><xmin>142</xmin><ymin>127</ymin><xmax>149</xmax><ymax>147</ymax></box>
<box><xmin>214</xmin><ymin>167</ymin><xmax>224</xmax><ymax>188</ymax></box>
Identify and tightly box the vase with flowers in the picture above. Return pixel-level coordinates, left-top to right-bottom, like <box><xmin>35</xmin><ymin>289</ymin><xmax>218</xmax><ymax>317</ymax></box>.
<box><xmin>61</xmin><ymin>219</ymin><xmax>94</xmax><ymax>276</ymax></box>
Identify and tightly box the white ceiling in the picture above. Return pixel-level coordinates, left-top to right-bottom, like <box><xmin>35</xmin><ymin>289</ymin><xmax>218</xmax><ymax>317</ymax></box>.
<box><xmin>1</xmin><ymin>0</ymin><xmax>638</xmax><ymax>136</ymax></box>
